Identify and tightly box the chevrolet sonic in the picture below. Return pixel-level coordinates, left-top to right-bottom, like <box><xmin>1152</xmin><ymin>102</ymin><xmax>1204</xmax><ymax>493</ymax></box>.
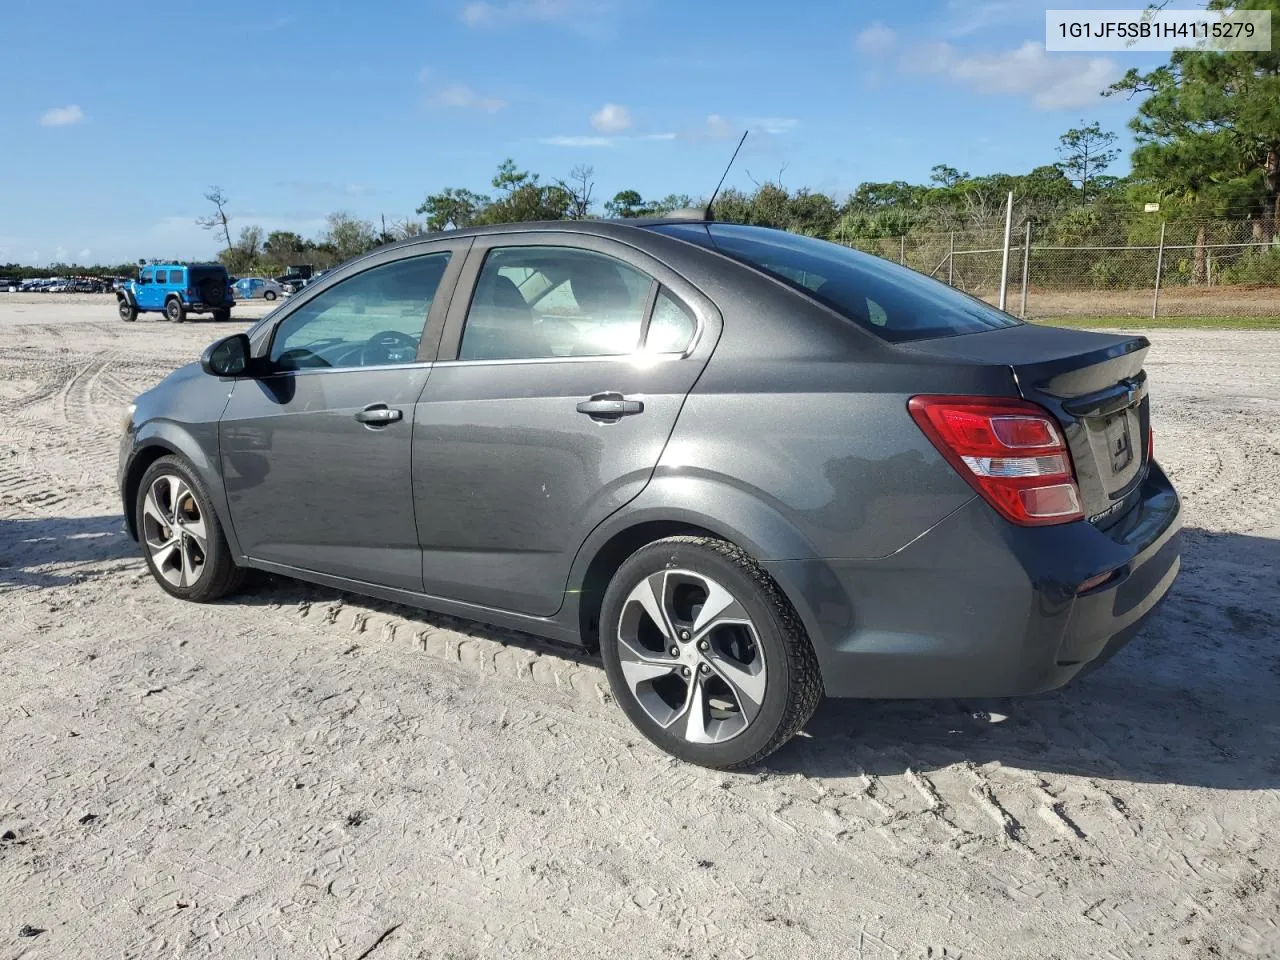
<box><xmin>118</xmin><ymin>217</ymin><xmax>1182</xmax><ymax>768</ymax></box>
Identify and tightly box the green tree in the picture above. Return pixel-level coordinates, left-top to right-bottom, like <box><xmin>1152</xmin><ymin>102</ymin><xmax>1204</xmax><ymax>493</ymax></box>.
<box><xmin>605</xmin><ymin>189</ymin><xmax>647</xmax><ymax>218</ymax></box>
<box><xmin>416</xmin><ymin>187</ymin><xmax>489</xmax><ymax>231</ymax></box>
<box><xmin>1056</xmin><ymin>122</ymin><xmax>1121</xmax><ymax>204</ymax></box>
<box><xmin>324</xmin><ymin>211</ymin><xmax>377</xmax><ymax>261</ymax></box>
<box><xmin>263</xmin><ymin>231</ymin><xmax>307</xmax><ymax>267</ymax></box>
<box><xmin>1108</xmin><ymin>0</ymin><xmax>1280</xmax><ymax>257</ymax></box>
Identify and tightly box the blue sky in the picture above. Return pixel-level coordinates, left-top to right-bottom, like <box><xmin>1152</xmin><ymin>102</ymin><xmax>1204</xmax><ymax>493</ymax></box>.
<box><xmin>0</xmin><ymin>0</ymin><xmax>1168</xmax><ymax>265</ymax></box>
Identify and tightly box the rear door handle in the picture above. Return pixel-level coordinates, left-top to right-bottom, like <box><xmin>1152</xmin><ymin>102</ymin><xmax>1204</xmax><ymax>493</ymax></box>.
<box><xmin>576</xmin><ymin>392</ymin><xmax>644</xmax><ymax>420</ymax></box>
<box><xmin>354</xmin><ymin>403</ymin><xmax>403</xmax><ymax>426</ymax></box>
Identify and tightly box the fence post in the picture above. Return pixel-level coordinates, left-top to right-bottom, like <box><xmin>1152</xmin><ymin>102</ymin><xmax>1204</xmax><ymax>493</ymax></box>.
<box><xmin>1152</xmin><ymin>221</ymin><xmax>1166</xmax><ymax>321</ymax></box>
<box><xmin>947</xmin><ymin>232</ymin><xmax>954</xmax><ymax>286</ymax></box>
<box><xmin>1019</xmin><ymin>220</ymin><xmax>1031</xmax><ymax>319</ymax></box>
<box><xmin>899</xmin><ymin>236</ymin><xmax>905</xmax><ymax>266</ymax></box>
<box><xmin>998</xmin><ymin>191</ymin><xmax>1014</xmax><ymax>311</ymax></box>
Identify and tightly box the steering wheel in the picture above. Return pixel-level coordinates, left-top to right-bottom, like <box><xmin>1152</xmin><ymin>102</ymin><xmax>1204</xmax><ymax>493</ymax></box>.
<box><xmin>360</xmin><ymin>329</ymin><xmax>419</xmax><ymax>366</ymax></box>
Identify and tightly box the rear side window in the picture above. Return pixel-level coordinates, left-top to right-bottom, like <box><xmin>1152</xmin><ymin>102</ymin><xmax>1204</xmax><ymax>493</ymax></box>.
<box><xmin>459</xmin><ymin>246</ymin><xmax>654</xmax><ymax>361</ymax></box>
<box><xmin>645</xmin><ymin>288</ymin><xmax>696</xmax><ymax>353</ymax></box>
<box><xmin>653</xmin><ymin>223</ymin><xmax>1020</xmax><ymax>343</ymax></box>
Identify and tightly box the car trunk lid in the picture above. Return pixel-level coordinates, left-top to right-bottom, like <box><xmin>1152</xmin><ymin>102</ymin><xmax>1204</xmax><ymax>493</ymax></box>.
<box><xmin>901</xmin><ymin>324</ymin><xmax>1151</xmax><ymax>527</ymax></box>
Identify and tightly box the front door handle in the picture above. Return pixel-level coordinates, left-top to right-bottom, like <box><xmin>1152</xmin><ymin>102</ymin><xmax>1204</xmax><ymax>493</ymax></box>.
<box><xmin>354</xmin><ymin>403</ymin><xmax>403</xmax><ymax>426</ymax></box>
<box><xmin>576</xmin><ymin>392</ymin><xmax>644</xmax><ymax>420</ymax></box>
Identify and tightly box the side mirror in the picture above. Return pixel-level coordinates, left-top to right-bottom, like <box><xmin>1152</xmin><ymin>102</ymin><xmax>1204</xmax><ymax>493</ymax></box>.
<box><xmin>201</xmin><ymin>333</ymin><xmax>253</xmax><ymax>377</ymax></box>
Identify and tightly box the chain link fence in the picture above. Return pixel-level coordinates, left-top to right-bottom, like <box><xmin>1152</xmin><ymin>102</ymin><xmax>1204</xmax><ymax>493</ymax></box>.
<box><xmin>840</xmin><ymin>215</ymin><xmax>1280</xmax><ymax>320</ymax></box>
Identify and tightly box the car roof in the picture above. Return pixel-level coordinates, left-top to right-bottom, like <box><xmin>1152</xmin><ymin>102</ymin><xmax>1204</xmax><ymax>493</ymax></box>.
<box><xmin>374</xmin><ymin>216</ymin><xmax>723</xmax><ymax>254</ymax></box>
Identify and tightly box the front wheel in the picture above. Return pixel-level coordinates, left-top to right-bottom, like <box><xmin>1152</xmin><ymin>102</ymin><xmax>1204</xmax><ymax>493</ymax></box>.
<box><xmin>164</xmin><ymin>298</ymin><xmax>186</xmax><ymax>323</ymax></box>
<box><xmin>135</xmin><ymin>455</ymin><xmax>243</xmax><ymax>602</ymax></box>
<box><xmin>600</xmin><ymin>536</ymin><xmax>823</xmax><ymax>769</ymax></box>
<box><xmin>118</xmin><ymin>299</ymin><xmax>138</xmax><ymax>322</ymax></box>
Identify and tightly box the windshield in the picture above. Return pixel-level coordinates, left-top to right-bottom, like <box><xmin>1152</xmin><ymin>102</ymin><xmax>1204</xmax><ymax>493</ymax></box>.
<box><xmin>652</xmin><ymin>223</ymin><xmax>1020</xmax><ymax>343</ymax></box>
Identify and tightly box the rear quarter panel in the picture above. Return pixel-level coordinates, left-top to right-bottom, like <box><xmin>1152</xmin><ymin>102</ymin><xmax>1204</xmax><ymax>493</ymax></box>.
<box><xmin>645</xmin><ymin>260</ymin><xmax>1012</xmax><ymax>562</ymax></box>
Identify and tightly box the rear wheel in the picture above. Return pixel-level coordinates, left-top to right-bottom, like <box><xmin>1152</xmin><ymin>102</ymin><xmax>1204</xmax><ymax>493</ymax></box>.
<box><xmin>600</xmin><ymin>536</ymin><xmax>823</xmax><ymax>769</ymax></box>
<box><xmin>264</xmin><ymin>290</ymin><xmax>277</xmax><ymax>301</ymax></box>
<box><xmin>118</xmin><ymin>299</ymin><xmax>137</xmax><ymax>322</ymax></box>
<box><xmin>164</xmin><ymin>297</ymin><xmax>186</xmax><ymax>323</ymax></box>
<box><xmin>213</xmin><ymin>308</ymin><xmax>231</xmax><ymax>322</ymax></box>
<box><xmin>135</xmin><ymin>455</ymin><xmax>242</xmax><ymax>602</ymax></box>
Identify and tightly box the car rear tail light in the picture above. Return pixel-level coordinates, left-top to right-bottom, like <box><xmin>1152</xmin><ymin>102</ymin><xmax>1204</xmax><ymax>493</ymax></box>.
<box><xmin>908</xmin><ymin>395</ymin><xmax>1085</xmax><ymax>526</ymax></box>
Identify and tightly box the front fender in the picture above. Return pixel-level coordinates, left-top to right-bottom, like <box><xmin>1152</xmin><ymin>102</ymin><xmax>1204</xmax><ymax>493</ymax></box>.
<box><xmin>117</xmin><ymin>288</ymin><xmax>138</xmax><ymax>307</ymax></box>
<box><xmin>123</xmin><ymin>419</ymin><xmax>241</xmax><ymax>558</ymax></box>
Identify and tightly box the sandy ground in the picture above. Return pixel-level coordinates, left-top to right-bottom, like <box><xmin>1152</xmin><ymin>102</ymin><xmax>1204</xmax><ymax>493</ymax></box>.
<box><xmin>1</xmin><ymin>297</ymin><xmax>1278</xmax><ymax>959</ymax></box>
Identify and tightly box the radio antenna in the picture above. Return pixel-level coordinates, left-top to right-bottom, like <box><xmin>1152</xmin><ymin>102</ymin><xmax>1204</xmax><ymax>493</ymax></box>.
<box><xmin>706</xmin><ymin>130</ymin><xmax>748</xmax><ymax>219</ymax></box>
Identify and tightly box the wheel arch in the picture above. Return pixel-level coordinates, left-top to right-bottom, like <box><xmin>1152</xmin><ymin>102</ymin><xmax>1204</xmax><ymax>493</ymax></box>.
<box><xmin>567</xmin><ymin>474</ymin><xmax>828</xmax><ymax>653</ymax></box>
<box><xmin>122</xmin><ymin>425</ymin><xmax>238</xmax><ymax>556</ymax></box>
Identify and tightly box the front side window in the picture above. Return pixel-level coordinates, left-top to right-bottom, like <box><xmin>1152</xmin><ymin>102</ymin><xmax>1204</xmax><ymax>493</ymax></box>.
<box><xmin>139</xmin><ymin>269</ymin><xmax>152</xmax><ymax>285</ymax></box>
<box><xmin>652</xmin><ymin>223</ymin><xmax>1021</xmax><ymax>343</ymax></box>
<box><xmin>270</xmin><ymin>252</ymin><xmax>451</xmax><ymax>370</ymax></box>
<box><xmin>459</xmin><ymin>246</ymin><xmax>653</xmax><ymax>361</ymax></box>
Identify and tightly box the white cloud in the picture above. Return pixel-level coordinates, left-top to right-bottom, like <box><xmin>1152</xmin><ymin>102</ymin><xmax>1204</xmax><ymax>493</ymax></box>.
<box><xmin>426</xmin><ymin>82</ymin><xmax>507</xmax><ymax>114</ymax></box>
<box><xmin>39</xmin><ymin>105</ymin><xmax>84</xmax><ymax>127</ymax></box>
<box><xmin>901</xmin><ymin>41</ymin><xmax>1120</xmax><ymax>110</ymax></box>
<box><xmin>945</xmin><ymin>0</ymin><xmax>1038</xmax><ymax>37</ymax></box>
<box><xmin>77</xmin><ymin>248</ymin><xmax>91</xmax><ymax>261</ymax></box>
<box><xmin>639</xmin><ymin>132</ymin><xmax>677</xmax><ymax>141</ymax></box>
<box><xmin>277</xmin><ymin>180</ymin><xmax>375</xmax><ymax>197</ymax></box>
<box><xmin>855</xmin><ymin>21</ymin><xmax>896</xmax><ymax>54</ymax></box>
<box><xmin>591</xmin><ymin>103</ymin><xmax>632</xmax><ymax>133</ymax></box>
<box><xmin>459</xmin><ymin>0</ymin><xmax>613</xmax><ymax>33</ymax></box>
<box><xmin>746</xmin><ymin>116</ymin><xmax>798</xmax><ymax>135</ymax></box>
<box><xmin>540</xmin><ymin>135</ymin><xmax>616</xmax><ymax>147</ymax></box>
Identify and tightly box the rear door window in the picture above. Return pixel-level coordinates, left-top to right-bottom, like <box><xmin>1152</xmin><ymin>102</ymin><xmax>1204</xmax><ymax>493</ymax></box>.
<box><xmin>653</xmin><ymin>223</ymin><xmax>1020</xmax><ymax>343</ymax></box>
<box><xmin>459</xmin><ymin>246</ymin><xmax>654</xmax><ymax>361</ymax></box>
<box><xmin>154</xmin><ymin>270</ymin><xmax>167</xmax><ymax>284</ymax></box>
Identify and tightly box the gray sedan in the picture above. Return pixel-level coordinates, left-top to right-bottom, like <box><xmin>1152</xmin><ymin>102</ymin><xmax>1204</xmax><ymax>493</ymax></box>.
<box><xmin>118</xmin><ymin>216</ymin><xmax>1181</xmax><ymax>768</ymax></box>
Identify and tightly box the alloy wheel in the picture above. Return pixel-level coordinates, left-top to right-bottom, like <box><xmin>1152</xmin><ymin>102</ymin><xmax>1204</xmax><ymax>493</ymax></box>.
<box><xmin>615</xmin><ymin>569</ymin><xmax>767</xmax><ymax>744</ymax></box>
<box><xmin>141</xmin><ymin>474</ymin><xmax>207</xmax><ymax>588</ymax></box>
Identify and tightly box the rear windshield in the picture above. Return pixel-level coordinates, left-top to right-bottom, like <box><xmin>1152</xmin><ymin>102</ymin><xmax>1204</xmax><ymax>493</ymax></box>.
<box><xmin>652</xmin><ymin>223</ymin><xmax>1020</xmax><ymax>343</ymax></box>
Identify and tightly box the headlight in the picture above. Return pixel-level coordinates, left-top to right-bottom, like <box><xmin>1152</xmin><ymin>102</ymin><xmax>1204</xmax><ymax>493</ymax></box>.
<box><xmin>120</xmin><ymin>402</ymin><xmax>136</xmax><ymax>435</ymax></box>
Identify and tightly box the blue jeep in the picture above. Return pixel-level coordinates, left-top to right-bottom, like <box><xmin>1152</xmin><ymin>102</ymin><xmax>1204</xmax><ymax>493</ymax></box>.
<box><xmin>117</xmin><ymin>263</ymin><xmax>234</xmax><ymax>323</ymax></box>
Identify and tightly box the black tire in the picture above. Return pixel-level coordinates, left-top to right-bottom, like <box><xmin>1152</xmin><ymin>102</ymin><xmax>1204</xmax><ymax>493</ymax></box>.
<box><xmin>164</xmin><ymin>297</ymin><xmax>186</xmax><ymax>323</ymax></box>
<box><xmin>264</xmin><ymin>290</ymin><xmax>277</xmax><ymax>301</ymax></box>
<box><xmin>118</xmin><ymin>298</ymin><xmax>138</xmax><ymax>322</ymax></box>
<box><xmin>135</xmin><ymin>455</ymin><xmax>243</xmax><ymax>602</ymax></box>
<box><xmin>599</xmin><ymin>536</ymin><xmax>823</xmax><ymax>769</ymax></box>
<box><xmin>212</xmin><ymin>308</ymin><xmax>232</xmax><ymax>323</ymax></box>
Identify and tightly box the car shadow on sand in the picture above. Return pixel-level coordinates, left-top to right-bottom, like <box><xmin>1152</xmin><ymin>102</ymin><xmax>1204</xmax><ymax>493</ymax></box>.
<box><xmin>5</xmin><ymin>516</ymin><xmax>1275</xmax><ymax>790</ymax></box>
<box><xmin>768</xmin><ymin>526</ymin><xmax>1280</xmax><ymax>791</ymax></box>
<box><xmin>0</xmin><ymin>514</ymin><xmax>138</xmax><ymax>590</ymax></box>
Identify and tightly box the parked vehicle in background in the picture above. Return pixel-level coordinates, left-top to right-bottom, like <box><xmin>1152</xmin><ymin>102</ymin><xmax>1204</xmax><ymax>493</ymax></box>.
<box><xmin>233</xmin><ymin>277</ymin><xmax>285</xmax><ymax>301</ymax></box>
<box><xmin>117</xmin><ymin>263</ymin><xmax>234</xmax><ymax>323</ymax></box>
<box><xmin>1</xmin><ymin>276</ymin><xmax>18</xmax><ymax>293</ymax></box>
<box><xmin>118</xmin><ymin>217</ymin><xmax>1182</xmax><ymax>768</ymax></box>
<box><xmin>281</xmin><ymin>277</ymin><xmax>310</xmax><ymax>295</ymax></box>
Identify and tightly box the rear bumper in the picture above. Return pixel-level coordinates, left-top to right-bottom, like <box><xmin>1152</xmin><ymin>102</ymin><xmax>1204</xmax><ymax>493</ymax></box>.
<box><xmin>764</xmin><ymin>461</ymin><xmax>1181</xmax><ymax>698</ymax></box>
